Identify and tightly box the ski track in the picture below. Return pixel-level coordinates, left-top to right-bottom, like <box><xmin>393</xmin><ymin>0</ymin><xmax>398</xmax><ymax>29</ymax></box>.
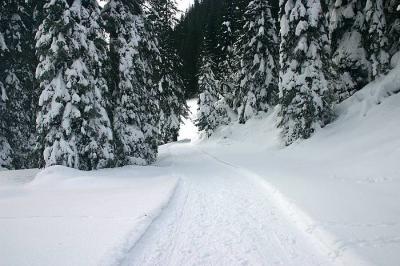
<box><xmin>120</xmin><ymin>142</ymin><xmax>336</xmax><ymax>266</ymax></box>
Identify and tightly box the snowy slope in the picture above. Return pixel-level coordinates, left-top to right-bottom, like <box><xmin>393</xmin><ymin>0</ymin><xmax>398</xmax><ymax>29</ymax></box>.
<box><xmin>0</xmin><ymin>166</ymin><xmax>178</xmax><ymax>266</ymax></box>
<box><xmin>1</xmin><ymin>66</ymin><xmax>399</xmax><ymax>266</ymax></box>
<box><xmin>199</xmin><ymin>65</ymin><xmax>400</xmax><ymax>265</ymax></box>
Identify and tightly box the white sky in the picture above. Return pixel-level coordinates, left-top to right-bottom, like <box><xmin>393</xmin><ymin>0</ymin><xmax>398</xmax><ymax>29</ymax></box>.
<box><xmin>177</xmin><ymin>0</ymin><xmax>193</xmax><ymax>12</ymax></box>
<box><xmin>98</xmin><ymin>0</ymin><xmax>106</xmax><ymax>7</ymax></box>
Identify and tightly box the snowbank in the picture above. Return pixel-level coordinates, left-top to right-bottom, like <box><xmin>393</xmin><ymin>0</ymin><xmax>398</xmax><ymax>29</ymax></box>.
<box><xmin>199</xmin><ymin>66</ymin><xmax>400</xmax><ymax>265</ymax></box>
<box><xmin>0</xmin><ymin>165</ymin><xmax>179</xmax><ymax>266</ymax></box>
<box><xmin>0</xmin><ymin>168</ymin><xmax>39</xmax><ymax>186</ymax></box>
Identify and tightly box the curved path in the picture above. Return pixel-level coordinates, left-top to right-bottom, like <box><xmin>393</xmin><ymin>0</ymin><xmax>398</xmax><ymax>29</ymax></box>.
<box><xmin>120</xmin><ymin>143</ymin><xmax>335</xmax><ymax>266</ymax></box>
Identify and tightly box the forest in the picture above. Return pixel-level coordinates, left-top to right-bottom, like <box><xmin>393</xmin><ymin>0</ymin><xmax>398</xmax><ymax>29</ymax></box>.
<box><xmin>175</xmin><ymin>0</ymin><xmax>399</xmax><ymax>138</ymax></box>
<box><xmin>0</xmin><ymin>0</ymin><xmax>187</xmax><ymax>170</ymax></box>
<box><xmin>2</xmin><ymin>1</ymin><xmax>400</xmax><ymax>265</ymax></box>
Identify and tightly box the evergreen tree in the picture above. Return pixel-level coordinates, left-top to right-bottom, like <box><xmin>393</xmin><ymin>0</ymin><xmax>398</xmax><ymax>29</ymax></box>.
<box><xmin>173</xmin><ymin>0</ymin><xmax>241</xmax><ymax>97</ymax></box>
<box><xmin>385</xmin><ymin>0</ymin><xmax>400</xmax><ymax>58</ymax></box>
<box><xmin>216</xmin><ymin>1</ymin><xmax>241</xmax><ymax>111</ymax></box>
<box><xmin>235</xmin><ymin>0</ymin><xmax>279</xmax><ymax>124</ymax></box>
<box><xmin>0</xmin><ymin>1</ymin><xmax>11</xmax><ymax>169</ymax></box>
<box><xmin>0</xmin><ymin>0</ymin><xmax>37</xmax><ymax>169</ymax></box>
<box><xmin>196</xmin><ymin>38</ymin><xmax>231</xmax><ymax>137</ymax></box>
<box><xmin>328</xmin><ymin>0</ymin><xmax>370</xmax><ymax>102</ymax></box>
<box><xmin>233</xmin><ymin>0</ymin><xmax>252</xmax><ymax>32</ymax></box>
<box><xmin>279</xmin><ymin>0</ymin><xmax>333</xmax><ymax>145</ymax></box>
<box><xmin>147</xmin><ymin>0</ymin><xmax>187</xmax><ymax>144</ymax></box>
<box><xmin>0</xmin><ymin>23</ymin><xmax>11</xmax><ymax>168</ymax></box>
<box><xmin>36</xmin><ymin>0</ymin><xmax>114</xmax><ymax>170</ymax></box>
<box><xmin>217</xmin><ymin>0</ymin><xmax>251</xmax><ymax>111</ymax></box>
<box><xmin>364</xmin><ymin>0</ymin><xmax>390</xmax><ymax>78</ymax></box>
<box><xmin>140</xmin><ymin>9</ymin><xmax>162</xmax><ymax>164</ymax></box>
<box><xmin>70</xmin><ymin>0</ymin><xmax>115</xmax><ymax>170</ymax></box>
<box><xmin>103</xmin><ymin>0</ymin><xmax>160</xmax><ymax>166</ymax></box>
<box><xmin>36</xmin><ymin>0</ymin><xmax>78</xmax><ymax>168</ymax></box>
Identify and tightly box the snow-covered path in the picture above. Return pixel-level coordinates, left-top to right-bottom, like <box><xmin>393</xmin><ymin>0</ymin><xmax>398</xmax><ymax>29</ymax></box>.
<box><xmin>121</xmin><ymin>142</ymin><xmax>334</xmax><ymax>266</ymax></box>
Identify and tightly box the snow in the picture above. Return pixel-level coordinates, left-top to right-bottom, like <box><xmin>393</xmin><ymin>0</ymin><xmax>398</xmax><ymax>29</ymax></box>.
<box><xmin>391</xmin><ymin>51</ymin><xmax>400</xmax><ymax>68</ymax></box>
<box><xmin>178</xmin><ymin>98</ymin><xmax>198</xmax><ymax>142</ymax></box>
<box><xmin>0</xmin><ymin>32</ymin><xmax>7</xmax><ymax>51</ymax></box>
<box><xmin>114</xmin><ymin>66</ymin><xmax>400</xmax><ymax>265</ymax></box>
<box><xmin>120</xmin><ymin>143</ymin><xmax>334</xmax><ymax>266</ymax></box>
<box><xmin>197</xmin><ymin>65</ymin><xmax>400</xmax><ymax>265</ymax></box>
<box><xmin>1</xmin><ymin>66</ymin><xmax>400</xmax><ymax>265</ymax></box>
<box><xmin>0</xmin><ymin>166</ymin><xmax>178</xmax><ymax>266</ymax></box>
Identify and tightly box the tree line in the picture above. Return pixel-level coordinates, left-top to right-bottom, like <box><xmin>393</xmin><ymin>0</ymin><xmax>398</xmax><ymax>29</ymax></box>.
<box><xmin>0</xmin><ymin>0</ymin><xmax>186</xmax><ymax>170</ymax></box>
<box><xmin>190</xmin><ymin>0</ymin><xmax>400</xmax><ymax>144</ymax></box>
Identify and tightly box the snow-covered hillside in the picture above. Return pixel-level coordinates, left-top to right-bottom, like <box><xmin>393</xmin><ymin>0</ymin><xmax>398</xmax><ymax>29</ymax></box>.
<box><xmin>199</xmin><ymin>64</ymin><xmax>400</xmax><ymax>265</ymax></box>
<box><xmin>0</xmin><ymin>66</ymin><xmax>399</xmax><ymax>265</ymax></box>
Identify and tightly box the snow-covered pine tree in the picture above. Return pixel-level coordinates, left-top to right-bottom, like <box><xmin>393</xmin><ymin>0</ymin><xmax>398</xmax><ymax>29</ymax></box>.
<box><xmin>385</xmin><ymin>0</ymin><xmax>400</xmax><ymax>58</ymax></box>
<box><xmin>139</xmin><ymin>8</ymin><xmax>162</xmax><ymax>164</ymax></box>
<box><xmin>0</xmin><ymin>92</ymin><xmax>11</xmax><ymax>167</ymax></box>
<box><xmin>0</xmin><ymin>0</ymin><xmax>37</xmax><ymax>169</ymax></box>
<box><xmin>233</xmin><ymin>0</ymin><xmax>252</xmax><ymax>31</ymax></box>
<box><xmin>364</xmin><ymin>0</ymin><xmax>390</xmax><ymax>78</ymax></box>
<box><xmin>36</xmin><ymin>0</ymin><xmax>115</xmax><ymax>170</ymax></box>
<box><xmin>328</xmin><ymin>0</ymin><xmax>370</xmax><ymax>102</ymax></box>
<box><xmin>103</xmin><ymin>0</ymin><xmax>160</xmax><ymax>166</ymax></box>
<box><xmin>279</xmin><ymin>0</ymin><xmax>334</xmax><ymax>145</ymax></box>
<box><xmin>0</xmin><ymin>137</ymin><xmax>12</xmax><ymax>170</ymax></box>
<box><xmin>0</xmin><ymin>35</ymin><xmax>11</xmax><ymax>169</ymax></box>
<box><xmin>69</xmin><ymin>0</ymin><xmax>115</xmax><ymax>170</ymax></box>
<box><xmin>147</xmin><ymin>0</ymin><xmax>187</xmax><ymax>144</ymax></box>
<box><xmin>217</xmin><ymin>0</ymin><xmax>250</xmax><ymax>111</ymax></box>
<box><xmin>217</xmin><ymin>17</ymin><xmax>236</xmax><ymax>109</ymax></box>
<box><xmin>36</xmin><ymin>0</ymin><xmax>78</xmax><ymax>168</ymax></box>
<box><xmin>0</xmin><ymin>1</ymin><xmax>12</xmax><ymax>169</ymax></box>
<box><xmin>235</xmin><ymin>0</ymin><xmax>279</xmax><ymax>124</ymax></box>
<box><xmin>196</xmin><ymin>36</ymin><xmax>231</xmax><ymax>137</ymax></box>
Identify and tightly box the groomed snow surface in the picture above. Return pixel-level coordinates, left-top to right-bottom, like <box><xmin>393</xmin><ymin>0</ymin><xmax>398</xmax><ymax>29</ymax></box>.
<box><xmin>1</xmin><ymin>65</ymin><xmax>400</xmax><ymax>265</ymax></box>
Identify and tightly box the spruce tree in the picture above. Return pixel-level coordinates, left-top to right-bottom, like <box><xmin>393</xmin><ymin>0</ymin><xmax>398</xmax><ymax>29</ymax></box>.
<box><xmin>36</xmin><ymin>0</ymin><xmax>78</xmax><ymax>168</ymax></box>
<box><xmin>328</xmin><ymin>0</ymin><xmax>370</xmax><ymax>102</ymax></box>
<box><xmin>279</xmin><ymin>0</ymin><xmax>333</xmax><ymax>145</ymax></box>
<box><xmin>385</xmin><ymin>0</ymin><xmax>400</xmax><ymax>58</ymax></box>
<box><xmin>69</xmin><ymin>0</ymin><xmax>115</xmax><ymax>170</ymax></box>
<box><xmin>233</xmin><ymin>0</ymin><xmax>252</xmax><ymax>32</ymax></box>
<box><xmin>0</xmin><ymin>26</ymin><xmax>12</xmax><ymax>169</ymax></box>
<box><xmin>0</xmin><ymin>0</ymin><xmax>37</xmax><ymax>169</ymax></box>
<box><xmin>147</xmin><ymin>0</ymin><xmax>187</xmax><ymax>144</ymax></box>
<box><xmin>217</xmin><ymin>0</ymin><xmax>250</xmax><ymax>111</ymax></box>
<box><xmin>103</xmin><ymin>0</ymin><xmax>160</xmax><ymax>166</ymax></box>
<box><xmin>196</xmin><ymin>37</ymin><xmax>231</xmax><ymax>137</ymax></box>
<box><xmin>36</xmin><ymin>0</ymin><xmax>114</xmax><ymax>170</ymax></box>
<box><xmin>236</xmin><ymin>0</ymin><xmax>279</xmax><ymax>124</ymax></box>
<box><xmin>216</xmin><ymin>1</ymin><xmax>240</xmax><ymax>111</ymax></box>
<box><xmin>364</xmin><ymin>0</ymin><xmax>390</xmax><ymax>78</ymax></box>
<box><xmin>140</xmin><ymin>10</ymin><xmax>162</xmax><ymax>164</ymax></box>
<box><xmin>0</xmin><ymin>2</ymin><xmax>11</xmax><ymax>169</ymax></box>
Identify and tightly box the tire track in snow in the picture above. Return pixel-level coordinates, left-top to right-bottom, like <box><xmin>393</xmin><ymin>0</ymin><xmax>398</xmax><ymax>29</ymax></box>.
<box><xmin>196</xmin><ymin>147</ymin><xmax>372</xmax><ymax>266</ymax></box>
<box><xmin>119</xmin><ymin>143</ymin><xmax>340</xmax><ymax>266</ymax></box>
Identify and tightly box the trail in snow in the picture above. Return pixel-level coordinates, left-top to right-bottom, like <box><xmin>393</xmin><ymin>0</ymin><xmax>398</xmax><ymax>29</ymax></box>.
<box><xmin>120</xmin><ymin>143</ymin><xmax>336</xmax><ymax>266</ymax></box>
